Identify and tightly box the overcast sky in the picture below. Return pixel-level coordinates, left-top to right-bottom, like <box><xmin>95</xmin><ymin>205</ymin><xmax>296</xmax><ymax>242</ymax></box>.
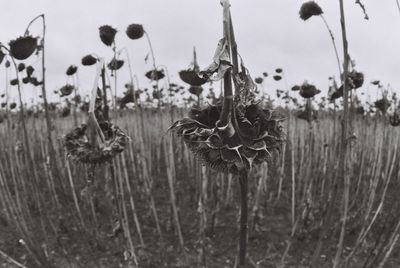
<box><xmin>0</xmin><ymin>0</ymin><xmax>399</xmax><ymax>104</ymax></box>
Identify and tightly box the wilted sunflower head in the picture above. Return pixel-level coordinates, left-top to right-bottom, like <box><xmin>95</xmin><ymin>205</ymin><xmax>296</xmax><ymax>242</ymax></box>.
<box><xmin>126</xmin><ymin>24</ymin><xmax>144</xmax><ymax>40</ymax></box>
<box><xmin>9</xmin><ymin>35</ymin><xmax>37</xmax><ymax>60</ymax></box>
<box><xmin>66</xmin><ymin>65</ymin><xmax>78</xmax><ymax>76</ymax></box>
<box><xmin>63</xmin><ymin>122</ymin><xmax>130</xmax><ymax>164</ymax></box>
<box><xmin>99</xmin><ymin>25</ymin><xmax>117</xmax><ymax>46</ymax></box>
<box><xmin>26</xmin><ymin>66</ymin><xmax>34</xmax><ymax>77</ymax></box>
<box><xmin>179</xmin><ymin>70</ymin><xmax>208</xmax><ymax>86</ymax></box>
<box><xmin>17</xmin><ymin>63</ymin><xmax>25</xmax><ymax>72</ymax></box>
<box><xmin>81</xmin><ymin>54</ymin><xmax>98</xmax><ymax>66</ymax></box>
<box><xmin>60</xmin><ymin>84</ymin><xmax>75</xmax><ymax>97</ymax></box>
<box><xmin>145</xmin><ymin>69</ymin><xmax>165</xmax><ymax>81</ymax></box>
<box><xmin>299</xmin><ymin>82</ymin><xmax>320</xmax><ymax>99</ymax></box>
<box><xmin>107</xmin><ymin>58</ymin><xmax>124</xmax><ymax>71</ymax></box>
<box><xmin>10</xmin><ymin>79</ymin><xmax>19</xmax><ymax>86</ymax></box>
<box><xmin>254</xmin><ymin>77</ymin><xmax>263</xmax><ymax>84</ymax></box>
<box><xmin>170</xmin><ymin>103</ymin><xmax>285</xmax><ymax>173</ymax></box>
<box><xmin>299</xmin><ymin>1</ymin><xmax>323</xmax><ymax>21</ymax></box>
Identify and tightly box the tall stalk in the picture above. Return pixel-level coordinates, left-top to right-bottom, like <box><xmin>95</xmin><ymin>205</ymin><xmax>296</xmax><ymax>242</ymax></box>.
<box><xmin>25</xmin><ymin>14</ymin><xmax>59</xmax><ymax>179</ymax></box>
<box><xmin>333</xmin><ymin>0</ymin><xmax>350</xmax><ymax>266</ymax></box>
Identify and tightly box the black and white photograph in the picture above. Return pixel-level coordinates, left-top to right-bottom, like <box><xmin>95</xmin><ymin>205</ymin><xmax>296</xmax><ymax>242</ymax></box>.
<box><xmin>0</xmin><ymin>0</ymin><xmax>400</xmax><ymax>267</ymax></box>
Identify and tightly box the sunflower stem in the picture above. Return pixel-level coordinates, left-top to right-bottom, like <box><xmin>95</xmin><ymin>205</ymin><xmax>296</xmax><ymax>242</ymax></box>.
<box><xmin>238</xmin><ymin>169</ymin><xmax>248</xmax><ymax>267</ymax></box>
<box><xmin>333</xmin><ymin>0</ymin><xmax>351</xmax><ymax>266</ymax></box>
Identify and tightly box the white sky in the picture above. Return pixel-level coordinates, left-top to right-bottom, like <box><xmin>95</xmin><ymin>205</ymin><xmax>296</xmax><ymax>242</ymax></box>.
<box><xmin>0</xmin><ymin>0</ymin><xmax>399</xmax><ymax>105</ymax></box>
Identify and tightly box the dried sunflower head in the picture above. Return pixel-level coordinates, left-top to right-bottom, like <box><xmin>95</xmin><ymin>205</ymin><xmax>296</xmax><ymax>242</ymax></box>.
<box><xmin>299</xmin><ymin>82</ymin><xmax>320</xmax><ymax>98</ymax></box>
<box><xmin>26</xmin><ymin>66</ymin><xmax>34</xmax><ymax>77</ymax></box>
<box><xmin>126</xmin><ymin>24</ymin><xmax>144</xmax><ymax>40</ymax></box>
<box><xmin>18</xmin><ymin>63</ymin><xmax>25</xmax><ymax>72</ymax></box>
<box><xmin>170</xmin><ymin>103</ymin><xmax>285</xmax><ymax>173</ymax></box>
<box><xmin>81</xmin><ymin>55</ymin><xmax>98</xmax><ymax>66</ymax></box>
<box><xmin>99</xmin><ymin>25</ymin><xmax>117</xmax><ymax>46</ymax></box>
<box><xmin>107</xmin><ymin>58</ymin><xmax>124</xmax><ymax>70</ymax></box>
<box><xmin>179</xmin><ymin>70</ymin><xmax>208</xmax><ymax>86</ymax></box>
<box><xmin>9</xmin><ymin>36</ymin><xmax>37</xmax><ymax>60</ymax></box>
<box><xmin>66</xmin><ymin>65</ymin><xmax>78</xmax><ymax>76</ymax></box>
<box><xmin>145</xmin><ymin>69</ymin><xmax>165</xmax><ymax>81</ymax></box>
<box><xmin>299</xmin><ymin>1</ymin><xmax>323</xmax><ymax>21</ymax></box>
<box><xmin>60</xmin><ymin>84</ymin><xmax>75</xmax><ymax>97</ymax></box>
<box><xmin>254</xmin><ymin>77</ymin><xmax>263</xmax><ymax>84</ymax></box>
<box><xmin>63</xmin><ymin>122</ymin><xmax>130</xmax><ymax>164</ymax></box>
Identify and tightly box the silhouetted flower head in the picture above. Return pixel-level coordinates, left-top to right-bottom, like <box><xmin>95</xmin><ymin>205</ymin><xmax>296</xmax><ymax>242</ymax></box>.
<box><xmin>26</xmin><ymin>66</ymin><xmax>34</xmax><ymax>77</ymax></box>
<box><xmin>66</xmin><ymin>65</ymin><xmax>78</xmax><ymax>76</ymax></box>
<box><xmin>179</xmin><ymin>70</ymin><xmax>208</xmax><ymax>86</ymax></box>
<box><xmin>273</xmin><ymin>75</ymin><xmax>282</xmax><ymax>81</ymax></box>
<box><xmin>17</xmin><ymin>63</ymin><xmax>25</xmax><ymax>72</ymax></box>
<box><xmin>10</xmin><ymin>102</ymin><xmax>17</xmax><ymax>109</ymax></box>
<box><xmin>275</xmin><ymin>68</ymin><xmax>283</xmax><ymax>73</ymax></box>
<box><xmin>145</xmin><ymin>69</ymin><xmax>165</xmax><ymax>81</ymax></box>
<box><xmin>9</xmin><ymin>35</ymin><xmax>37</xmax><ymax>60</ymax></box>
<box><xmin>299</xmin><ymin>82</ymin><xmax>320</xmax><ymax>98</ymax></box>
<box><xmin>99</xmin><ymin>25</ymin><xmax>117</xmax><ymax>46</ymax></box>
<box><xmin>299</xmin><ymin>1</ymin><xmax>323</xmax><ymax>21</ymax></box>
<box><xmin>10</xmin><ymin>79</ymin><xmax>19</xmax><ymax>86</ymax></box>
<box><xmin>107</xmin><ymin>58</ymin><xmax>124</xmax><ymax>70</ymax></box>
<box><xmin>126</xmin><ymin>24</ymin><xmax>144</xmax><ymax>40</ymax></box>
<box><xmin>29</xmin><ymin>77</ymin><xmax>42</xmax><ymax>87</ymax></box>
<box><xmin>81</xmin><ymin>55</ymin><xmax>97</xmax><ymax>66</ymax></box>
<box><xmin>254</xmin><ymin>77</ymin><xmax>263</xmax><ymax>84</ymax></box>
<box><xmin>291</xmin><ymin>85</ymin><xmax>300</xmax><ymax>91</ymax></box>
<box><xmin>60</xmin><ymin>84</ymin><xmax>75</xmax><ymax>97</ymax></box>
